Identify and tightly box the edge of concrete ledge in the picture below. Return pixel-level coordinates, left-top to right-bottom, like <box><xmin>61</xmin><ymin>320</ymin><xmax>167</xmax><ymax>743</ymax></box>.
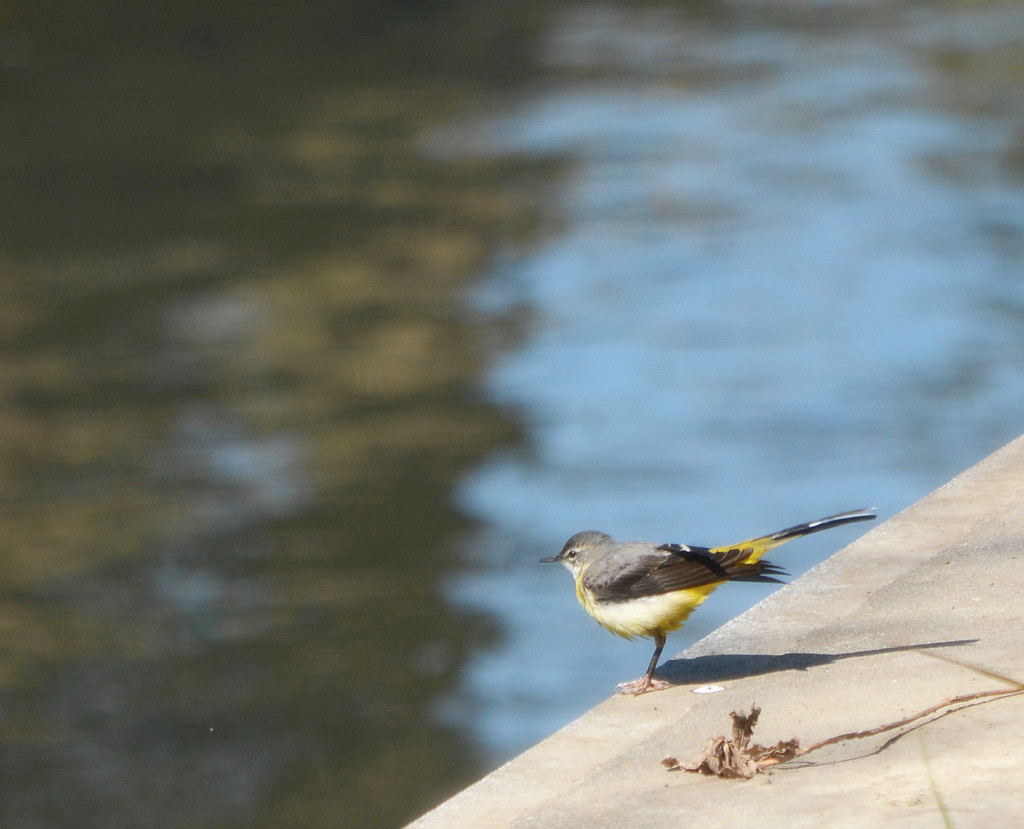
<box><xmin>408</xmin><ymin>434</ymin><xmax>1024</xmax><ymax>828</ymax></box>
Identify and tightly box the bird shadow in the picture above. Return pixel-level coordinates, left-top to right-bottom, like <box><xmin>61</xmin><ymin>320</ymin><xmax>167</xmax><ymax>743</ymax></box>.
<box><xmin>657</xmin><ymin>639</ymin><xmax>979</xmax><ymax>687</ymax></box>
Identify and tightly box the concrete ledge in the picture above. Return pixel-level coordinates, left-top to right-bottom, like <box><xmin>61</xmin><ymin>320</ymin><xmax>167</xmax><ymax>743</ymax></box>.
<box><xmin>408</xmin><ymin>434</ymin><xmax>1024</xmax><ymax>828</ymax></box>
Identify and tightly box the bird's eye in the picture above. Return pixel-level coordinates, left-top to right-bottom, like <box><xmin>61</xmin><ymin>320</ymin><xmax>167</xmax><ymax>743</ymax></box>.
<box><xmin>565</xmin><ymin>549</ymin><xmax>578</xmax><ymax>559</ymax></box>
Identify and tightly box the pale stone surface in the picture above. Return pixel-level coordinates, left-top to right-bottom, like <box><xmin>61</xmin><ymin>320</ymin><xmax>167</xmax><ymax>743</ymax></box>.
<box><xmin>408</xmin><ymin>434</ymin><xmax>1024</xmax><ymax>828</ymax></box>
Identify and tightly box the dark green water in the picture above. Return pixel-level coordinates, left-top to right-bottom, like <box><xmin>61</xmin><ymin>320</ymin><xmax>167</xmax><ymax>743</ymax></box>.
<box><xmin>0</xmin><ymin>3</ymin><xmax>546</xmax><ymax>826</ymax></box>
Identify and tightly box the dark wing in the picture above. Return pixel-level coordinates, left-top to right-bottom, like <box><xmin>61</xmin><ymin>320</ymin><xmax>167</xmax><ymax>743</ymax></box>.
<box><xmin>585</xmin><ymin>543</ymin><xmax>787</xmax><ymax>602</ymax></box>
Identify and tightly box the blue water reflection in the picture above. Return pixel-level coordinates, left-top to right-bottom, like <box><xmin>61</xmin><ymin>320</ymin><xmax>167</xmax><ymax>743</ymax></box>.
<box><xmin>440</xmin><ymin>3</ymin><xmax>1024</xmax><ymax>761</ymax></box>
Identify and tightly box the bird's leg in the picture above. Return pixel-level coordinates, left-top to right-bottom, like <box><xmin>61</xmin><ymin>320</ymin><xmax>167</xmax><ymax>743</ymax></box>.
<box><xmin>615</xmin><ymin>631</ymin><xmax>670</xmax><ymax>695</ymax></box>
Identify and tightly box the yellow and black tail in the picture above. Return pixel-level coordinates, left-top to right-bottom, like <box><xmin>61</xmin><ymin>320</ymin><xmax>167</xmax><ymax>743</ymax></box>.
<box><xmin>714</xmin><ymin>508</ymin><xmax>877</xmax><ymax>565</ymax></box>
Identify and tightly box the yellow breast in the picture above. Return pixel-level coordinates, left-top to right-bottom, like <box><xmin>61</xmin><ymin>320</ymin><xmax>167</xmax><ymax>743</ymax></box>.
<box><xmin>575</xmin><ymin>577</ymin><xmax>718</xmax><ymax>640</ymax></box>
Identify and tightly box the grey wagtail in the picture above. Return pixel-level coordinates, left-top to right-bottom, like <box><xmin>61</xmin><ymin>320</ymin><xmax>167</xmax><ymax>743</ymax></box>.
<box><xmin>541</xmin><ymin>508</ymin><xmax>876</xmax><ymax>695</ymax></box>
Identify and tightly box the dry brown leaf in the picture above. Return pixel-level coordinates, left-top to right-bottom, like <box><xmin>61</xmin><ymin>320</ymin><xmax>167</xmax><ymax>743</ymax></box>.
<box><xmin>665</xmin><ymin>685</ymin><xmax>1023</xmax><ymax>780</ymax></box>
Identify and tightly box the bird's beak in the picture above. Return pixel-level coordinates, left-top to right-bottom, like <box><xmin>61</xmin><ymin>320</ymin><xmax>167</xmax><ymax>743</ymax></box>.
<box><xmin>539</xmin><ymin>555</ymin><xmax>560</xmax><ymax>563</ymax></box>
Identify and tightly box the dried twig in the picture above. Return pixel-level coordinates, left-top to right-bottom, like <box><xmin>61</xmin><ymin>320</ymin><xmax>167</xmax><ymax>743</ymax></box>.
<box><xmin>665</xmin><ymin>686</ymin><xmax>1024</xmax><ymax>779</ymax></box>
<box><xmin>800</xmin><ymin>687</ymin><xmax>1022</xmax><ymax>756</ymax></box>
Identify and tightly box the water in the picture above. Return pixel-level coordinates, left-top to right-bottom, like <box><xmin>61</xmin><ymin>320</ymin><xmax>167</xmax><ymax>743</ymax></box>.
<box><xmin>438</xmin><ymin>2</ymin><xmax>1024</xmax><ymax>764</ymax></box>
<box><xmin>1</xmin><ymin>2</ymin><xmax>1023</xmax><ymax>826</ymax></box>
<box><xmin>0</xmin><ymin>5</ymin><xmax>529</xmax><ymax>827</ymax></box>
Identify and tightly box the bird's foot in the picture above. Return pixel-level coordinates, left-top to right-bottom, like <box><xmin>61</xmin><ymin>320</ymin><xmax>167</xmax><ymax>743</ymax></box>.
<box><xmin>615</xmin><ymin>676</ymin><xmax>670</xmax><ymax>696</ymax></box>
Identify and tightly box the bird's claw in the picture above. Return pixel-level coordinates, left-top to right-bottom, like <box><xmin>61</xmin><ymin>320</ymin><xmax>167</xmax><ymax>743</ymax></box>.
<box><xmin>615</xmin><ymin>676</ymin><xmax>671</xmax><ymax>695</ymax></box>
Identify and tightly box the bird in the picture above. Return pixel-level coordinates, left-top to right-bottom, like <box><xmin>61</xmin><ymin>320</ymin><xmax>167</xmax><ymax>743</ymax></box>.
<box><xmin>541</xmin><ymin>508</ymin><xmax>876</xmax><ymax>694</ymax></box>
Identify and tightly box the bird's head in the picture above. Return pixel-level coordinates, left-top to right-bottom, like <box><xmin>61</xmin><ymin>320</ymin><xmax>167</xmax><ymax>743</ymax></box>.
<box><xmin>540</xmin><ymin>531</ymin><xmax>612</xmax><ymax>577</ymax></box>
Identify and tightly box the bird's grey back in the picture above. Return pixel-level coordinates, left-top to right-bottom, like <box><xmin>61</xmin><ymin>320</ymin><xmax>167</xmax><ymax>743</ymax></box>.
<box><xmin>582</xmin><ymin>538</ymin><xmax>665</xmax><ymax>580</ymax></box>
